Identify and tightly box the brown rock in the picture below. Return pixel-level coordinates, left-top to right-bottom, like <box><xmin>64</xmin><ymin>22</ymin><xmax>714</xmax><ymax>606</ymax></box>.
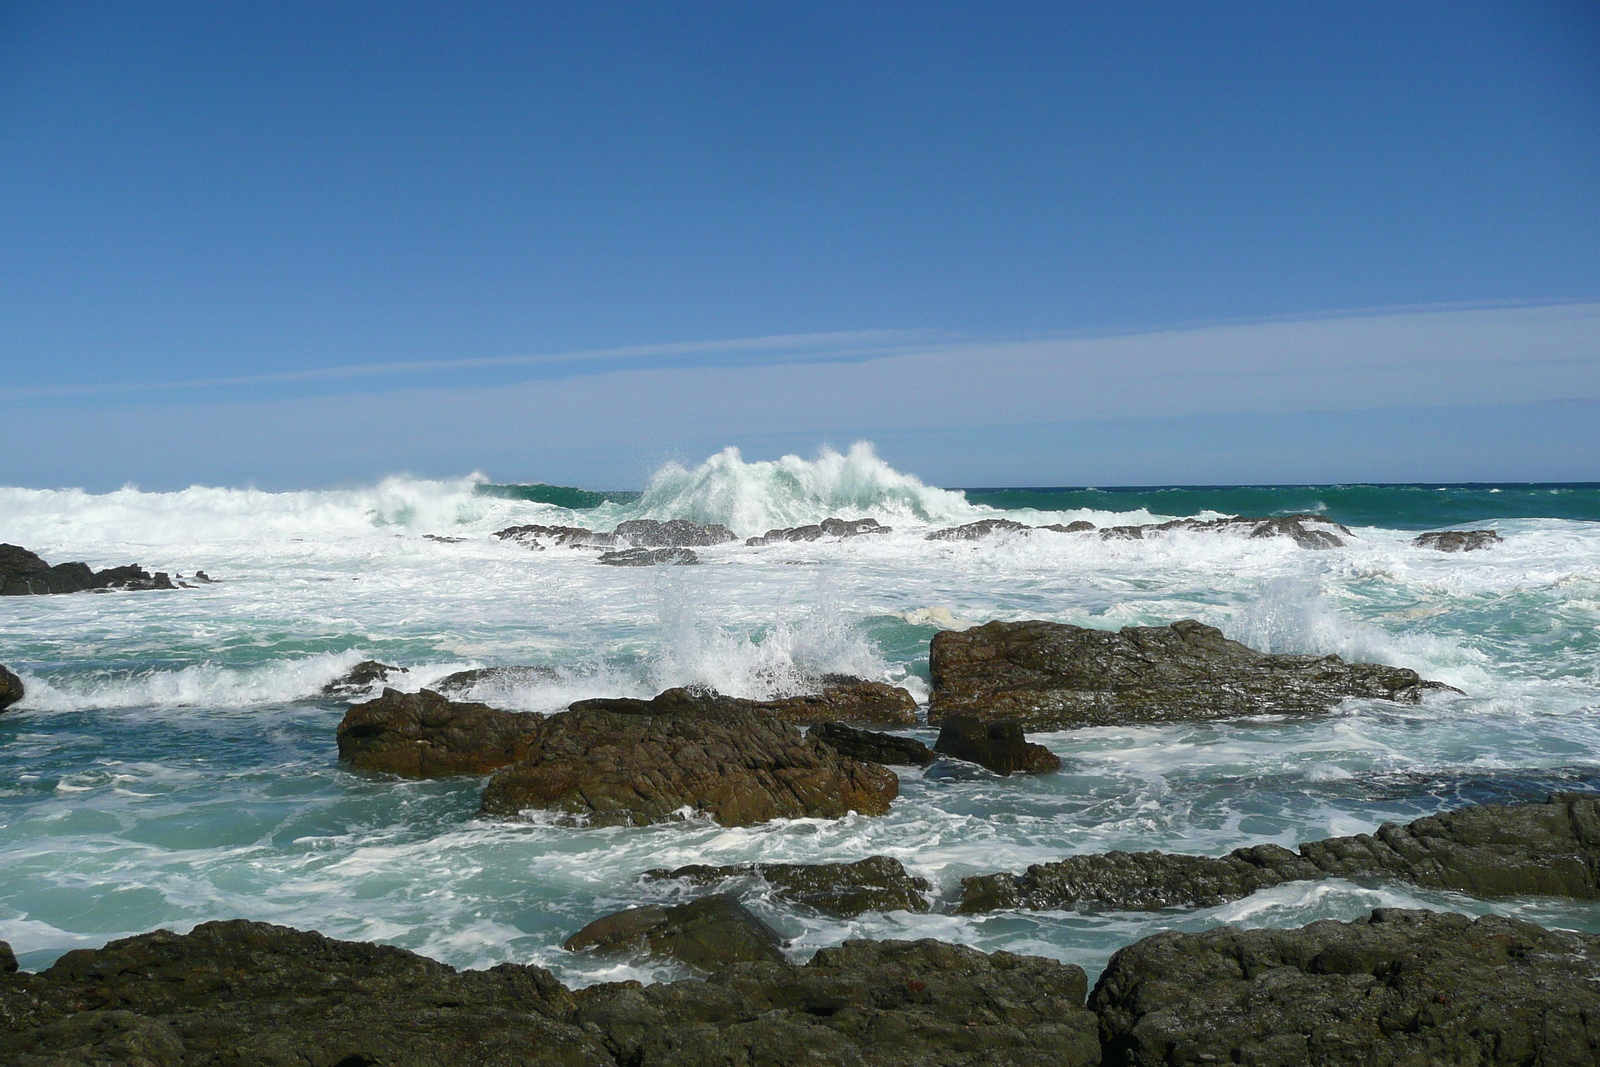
<box><xmin>571</xmin><ymin>680</ymin><xmax>917</xmax><ymax>727</ymax></box>
<box><xmin>808</xmin><ymin>722</ymin><xmax>936</xmax><ymax>766</ymax></box>
<box><xmin>564</xmin><ymin>897</ymin><xmax>786</xmax><ymax>970</ymax></box>
<box><xmin>934</xmin><ymin>715</ymin><xmax>1060</xmax><ymax>775</ymax></box>
<box><xmin>0</xmin><ymin>666</ymin><xmax>23</xmax><ymax>713</ymax></box>
<box><xmin>336</xmin><ymin>688</ymin><xmax>544</xmax><ymax>777</ymax></box>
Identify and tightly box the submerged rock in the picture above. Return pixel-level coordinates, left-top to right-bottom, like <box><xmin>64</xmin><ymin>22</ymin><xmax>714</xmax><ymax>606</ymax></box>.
<box><xmin>494</xmin><ymin>523</ymin><xmax>616</xmax><ymax>549</ymax></box>
<box><xmin>643</xmin><ymin>855</ymin><xmax>932</xmax><ymax>917</ymax></box>
<box><xmin>0</xmin><ymin>666</ymin><xmax>23</xmax><ymax>713</ymax></box>
<box><xmin>321</xmin><ymin>659</ymin><xmax>408</xmax><ymax>696</ymax></box>
<box><xmin>808</xmin><ymin>721</ymin><xmax>936</xmax><ymax>766</ymax></box>
<box><xmin>1415</xmin><ymin>528</ymin><xmax>1502</xmax><ymax>552</ymax></box>
<box><xmin>597</xmin><ymin>546</ymin><xmax>699</xmax><ymax>566</ymax></box>
<box><xmin>479</xmin><ymin>702</ymin><xmax>898</xmax><ymax>826</ymax></box>
<box><xmin>336</xmin><ymin>688</ymin><xmax>544</xmax><ymax>777</ymax></box>
<box><xmin>933</xmin><ymin>715</ymin><xmax>1060</xmax><ymax>775</ymax></box>
<box><xmin>564</xmin><ymin>896</ymin><xmax>786</xmax><ymax>970</ymax></box>
<box><xmin>747</xmin><ymin>517</ymin><xmax>891</xmax><ymax>546</ymax></box>
<box><xmin>923</xmin><ymin>514</ymin><xmax>1347</xmax><ymax>548</ymax></box>
<box><xmin>928</xmin><ymin>618</ymin><xmax>1458</xmax><ymax>729</ymax></box>
<box><xmin>0</xmin><ymin>920</ymin><xmax>1099</xmax><ymax>1066</ymax></box>
<box><xmin>572</xmin><ymin>680</ymin><xmax>918</xmax><ymax>727</ymax></box>
<box><xmin>0</xmin><ymin>544</ymin><xmax>177</xmax><ymax>596</ymax></box>
<box><xmin>959</xmin><ymin>792</ymin><xmax>1600</xmax><ymax>912</ymax></box>
<box><xmin>925</xmin><ymin>518</ymin><xmax>1031</xmax><ymax>541</ymax></box>
<box><xmin>611</xmin><ymin>519</ymin><xmax>737</xmax><ymax>547</ymax></box>
<box><xmin>1092</xmin><ymin>908</ymin><xmax>1600</xmax><ymax>1066</ymax></box>
<box><xmin>1037</xmin><ymin>520</ymin><xmax>1097</xmax><ymax>533</ymax></box>
<box><xmin>432</xmin><ymin>665</ymin><xmax>561</xmax><ymax>698</ymax></box>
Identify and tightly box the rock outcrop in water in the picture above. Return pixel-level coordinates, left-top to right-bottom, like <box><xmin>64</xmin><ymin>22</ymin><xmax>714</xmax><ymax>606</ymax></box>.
<box><xmin>745</xmin><ymin>517</ymin><xmax>891</xmax><ymax>545</ymax></box>
<box><xmin>494</xmin><ymin>523</ymin><xmax>617</xmax><ymax>549</ymax></box>
<box><xmin>925</xmin><ymin>518</ymin><xmax>1032</xmax><ymax>541</ymax></box>
<box><xmin>0</xmin><ymin>544</ymin><xmax>177</xmax><ymax>596</ymax></box>
<box><xmin>337</xmin><ymin>688</ymin><xmax>544</xmax><ymax>777</ymax></box>
<box><xmin>808</xmin><ymin>722</ymin><xmax>936</xmax><ymax>766</ymax></box>
<box><xmin>0</xmin><ymin>921</ymin><xmax>1100</xmax><ymax>1066</ymax></box>
<box><xmin>958</xmin><ymin>792</ymin><xmax>1600</xmax><ymax>912</ymax></box>
<box><xmin>1092</xmin><ymin>908</ymin><xmax>1600</xmax><ymax>1066</ymax></box>
<box><xmin>494</xmin><ymin>520</ymin><xmax>735</xmax><ymax>560</ymax></box>
<box><xmin>479</xmin><ymin>700</ymin><xmax>898</xmax><ymax>826</ymax></box>
<box><xmin>0</xmin><ymin>666</ymin><xmax>23</xmax><ymax>713</ymax></box>
<box><xmin>322</xmin><ymin>659</ymin><xmax>408</xmax><ymax>696</ymax></box>
<box><xmin>1415</xmin><ymin>529</ymin><xmax>1502</xmax><ymax>552</ymax></box>
<box><xmin>923</xmin><ymin>514</ymin><xmax>1348</xmax><ymax>548</ymax></box>
<box><xmin>564</xmin><ymin>897</ymin><xmax>787</xmax><ymax>970</ymax></box>
<box><xmin>928</xmin><ymin>618</ymin><xmax>1458</xmax><ymax>729</ymax></box>
<box><xmin>933</xmin><ymin>715</ymin><xmax>1060</xmax><ymax>775</ymax></box>
<box><xmin>573</xmin><ymin>680</ymin><xmax>917</xmax><ymax>727</ymax></box>
<box><xmin>611</xmin><ymin>519</ymin><xmax>737</xmax><ymax>547</ymax></box>
<box><xmin>642</xmin><ymin>856</ymin><xmax>933</xmax><ymax>917</ymax></box>
<box><xmin>432</xmin><ymin>665</ymin><xmax>561</xmax><ymax>698</ymax></box>
<box><xmin>597</xmin><ymin>547</ymin><xmax>700</xmax><ymax>566</ymax></box>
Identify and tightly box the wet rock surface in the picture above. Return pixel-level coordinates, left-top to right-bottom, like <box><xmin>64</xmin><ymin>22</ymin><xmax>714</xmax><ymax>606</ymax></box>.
<box><xmin>432</xmin><ymin>665</ymin><xmax>561</xmax><ymax>698</ymax></box>
<box><xmin>0</xmin><ymin>921</ymin><xmax>1099</xmax><ymax>1066</ymax></box>
<box><xmin>642</xmin><ymin>856</ymin><xmax>933</xmax><ymax>917</ymax></box>
<box><xmin>479</xmin><ymin>701</ymin><xmax>898</xmax><ymax>826</ymax></box>
<box><xmin>597</xmin><ymin>546</ymin><xmax>699</xmax><ymax>566</ymax></box>
<box><xmin>337</xmin><ymin>688</ymin><xmax>545</xmax><ymax>777</ymax></box>
<box><xmin>746</xmin><ymin>516</ymin><xmax>890</xmax><ymax>545</ymax></box>
<box><xmin>934</xmin><ymin>715</ymin><xmax>1061</xmax><ymax>775</ymax></box>
<box><xmin>808</xmin><ymin>721</ymin><xmax>936</xmax><ymax>765</ymax></box>
<box><xmin>610</xmin><ymin>519</ymin><xmax>737</xmax><ymax>547</ymax></box>
<box><xmin>494</xmin><ymin>523</ymin><xmax>617</xmax><ymax>549</ymax></box>
<box><xmin>572</xmin><ymin>680</ymin><xmax>917</xmax><ymax>727</ymax></box>
<box><xmin>925</xmin><ymin>518</ymin><xmax>1031</xmax><ymax>541</ymax></box>
<box><xmin>564</xmin><ymin>897</ymin><xmax>786</xmax><ymax>970</ymax></box>
<box><xmin>0</xmin><ymin>666</ymin><xmax>23</xmax><ymax>713</ymax></box>
<box><xmin>322</xmin><ymin>659</ymin><xmax>409</xmax><ymax>696</ymax></box>
<box><xmin>1</xmin><ymin>543</ymin><xmax>177</xmax><ymax>595</ymax></box>
<box><xmin>929</xmin><ymin>618</ymin><xmax>1458</xmax><ymax>729</ymax></box>
<box><xmin>1415</xmin><ymin>528</ymin><xmax>1502</xmax><ymax>552</ymax></box>
<box><xmin>959</xmin><ymin>792</ymin><xmax>1600</xmax><ymax>912</ymax></box>
<box><xmin>1092</xmin><ymin>908</ymin><xmax>1600</xmax><ymax>1067</ymax></box>
<box><xmin>922</xmin><ymin>514</ymin><xmax>1347</xmax><ymax>548</ymax></box>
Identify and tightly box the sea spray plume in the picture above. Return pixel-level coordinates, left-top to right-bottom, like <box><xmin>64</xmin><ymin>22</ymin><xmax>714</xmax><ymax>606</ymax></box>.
<box><xmin>626</xmin><ymin>443</ymin><xmax>978</xmax><ymax>536</ymax></box>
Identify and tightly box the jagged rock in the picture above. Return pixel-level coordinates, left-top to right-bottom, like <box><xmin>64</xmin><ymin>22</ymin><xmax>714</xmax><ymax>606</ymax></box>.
<box><xmin>432</xmin><ymin>665</ymin><xmax>561</xmax><ymax>698</ymax></box>
<box><xmin>808</xmin><ymin>722</ymin><xmax>936</xmax><ymax>766</ymax></box>
<box><xmin>746</xmin><ymin>517</ymin><xmax>891</xmax><ymax>546</ymax></box>
<box><xmin>1037</xmin><ymin>520</ymin><xmax>1097</xmax><ymax>533</ymax></box>
<box><xmin>479</xmin><ymin>701</ymin><xmax>898</xmax><ymax>826</ymax></box>
<box><xmin>564</xmin><ymin>897</ymin><xmax>786</xmax><ymax>970</ymax></box>
<box><xmin>1092</xmin><ymin>908</ymin><xmax>1600</xmax><ymax>1066</ymax></box>
<box><xmin>0</xmin><ymin>921</ymin><xmax>1099</xmax><ymax>1066</ymax></box>
<box><xmin>597</xmin><ymin>547</ymin><xmax>700</xmax><ymax>566</ymax></box>
<box><xmin>643</xmin><ymin>856</ymin><xmax>932</xmax><ymax>917</ymax></box>
<box><xmin>572</xmin><ymin>680</ymin><xmax>918</xmax><ymax>727</ymax></box>
<box><xmin>0</xmin><ymin>666</ymin><xmax>23</xmax><ymax>713</ymax></box>
<box><xmin>494</xmin><ymin>523</ymin><xmax>617</xmax><ymax>549</ymax></box>
<box><xmin>1415</xmin><ymin>529</ymin><xmax>1502</xmax><ymax>552</ymax></box>
<box><xmin>925</xmin><ymin>518</ymin><xmax>1031</xmax><ymax>541</ymax></box>
<box><xmin>337</xmin><ymin>688</ymin><xmax>544</xmax><ymax>777</ymax></box>
<box><xmin>934</xmin><ymin>715</ymin><xmax>1060</xmax><ymax>775</ymax></box>
<box><xmin>611</xmin><ymin>519</ymin><xmax>737</xmax><ymax>547</ymax></box>
<box><xmin>928</xmin><ymin>618</ymin><xmax>1458</xmax><ymax>729</ymax></box>
<box><xmin>958</xmin><ymin>792</ymin><xmax>1600</xmax><ymax>912</ymax></box>
<box><xmin>0</xmin><ymin>544</ymin><xmax>177</xmax><ymax>595</ymax></box>
<box><xmin>322</xmin><ymin>659</ymin><xmax>408</xmax><ymax>696</ymax></box>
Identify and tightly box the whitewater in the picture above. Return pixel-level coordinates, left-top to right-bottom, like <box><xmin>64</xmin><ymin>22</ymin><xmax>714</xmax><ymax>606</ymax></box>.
<box><xmin>2</xmin><ymin>443</ymin><xmax>1599</xmax><ymax>987</ymax></box>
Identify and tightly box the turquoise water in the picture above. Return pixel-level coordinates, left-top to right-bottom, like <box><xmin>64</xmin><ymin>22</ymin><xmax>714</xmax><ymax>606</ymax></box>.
<box><xmin>3</xmin><ymin>445</ymin><xmax>1598</xmax><ymax>984</ymax></box>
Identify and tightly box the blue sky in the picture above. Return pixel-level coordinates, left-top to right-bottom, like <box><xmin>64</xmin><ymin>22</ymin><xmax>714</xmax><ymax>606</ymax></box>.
<box><xmin>2</xmin><ymin>2</ymin><xmax>1597</xmax><ymax>488</ymax></box>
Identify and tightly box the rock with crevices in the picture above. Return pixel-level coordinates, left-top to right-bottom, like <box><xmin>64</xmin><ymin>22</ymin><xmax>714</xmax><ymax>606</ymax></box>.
<box><xmin>808</xmin><ymin>721</ymin><xmax>935</xmax><ymax>765</ymax></box>
<box><xmin>610</xmin><ymin>519</ymin><xmax>737</xmax><ymax>547</ymax></box>
<box><xmin>572</xmin><ymin>680</ymin><xmax>917</xmax><ymax>727</ymax></box>
<box><xmin>564</xmin><ymin>897</ymin><xmax>786</xmax><ymax>970</ymax></box>
<box><xmin>336</xmin><ymin>687</ymin><xmax>545</xmax><ymax>777</ymax></box>
<box><xmin>642</xmin><ymin>855</ymin><xmax>933</xmax><ymax>917</ymax></box>
<box><xmin>597</xmin><ymin>547</ymin><xmax>700</xmax><ymax>566</ymax></box>
<box><xmin>933</xmin><ymin>715</ymin><xmax>1060</xmax><ymax>775</ymax></box>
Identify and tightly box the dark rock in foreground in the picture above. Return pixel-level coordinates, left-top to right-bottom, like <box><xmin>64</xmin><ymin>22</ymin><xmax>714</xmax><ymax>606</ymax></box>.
<box><xmin>959</xmin><ymin>792</ymin><xmax>1600</xmax><ymax>912</ymax></box>
<box><xmin>322</xmin><ymin>659</ymin><xmax>408</xmax><ymax>696</ymax></box>
<box><xmin>929</xmin><ymin>618</ymin><xmax>1458</xmax><ymax>729</ymax></box>
<box><xmin>934</xmin><ymin>715</ymin><xmax>1061</xmax><ymax>775</ymax></box>
<box><xmin>642</xmin><ymin>856</ymin><xmax>932</xmax><ymax>917</ymax></box>
<box><xmin>479</xmin><ymin>701</ymin><xmax>898</xmax><ymax>826</ymax></box>
<box><xmin>1093</xmin><ymin>908</ymin><xmax>1600</xmax><ymax>1066</ymax></box>
<box><xmin>808</xmin><ymin>721</ymin><xmax>935</xmax><ymax>765</ymax></box>
<box><xmin>573</xmin><ymin>679</ymin><xmax>918</xmax><ymax>727</ymax></box>
<box><xmin>1415</xmin><ymin>528</ymin><xmax>1502</xmax><ymax>552</ymax></box>
<box><xmin>0</xmin><ymin>666</ymin><xmax>23</xmax><ymax>713</ymax></box>
<box><xmin>337</xmin><ymin>688</ymin><xmax>544</xmax><ymax>777</ymax></box>
<box><xmin>564</xmin><ymin>896</ymin><xmax>786</xmax><ymax>970</ymax></box>
<box><xmin>597</xmin><ymin>547</ymin><xmax>699</xmax><ymax>566</ymax></box>
<box><xmin>0</xmin><ymin>920</ymin><xmax>1098</xmax><ymax>1066</ymax></box>
<box><xmin>0</xmin><ymin>543</ymin><xmax>177</xmax><ymax>596</ymax></box>
<box><xmin>746</xmin><ymin>516</ymin><xmax>891</xmax><ymax>545</ymax></box>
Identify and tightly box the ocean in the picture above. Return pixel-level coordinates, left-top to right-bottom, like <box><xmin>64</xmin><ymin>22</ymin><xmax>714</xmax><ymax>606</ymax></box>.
<box><xmin>2</xmin><ymin>443</ymin><xmax>1598</xmax><ymax>987</ymax></box>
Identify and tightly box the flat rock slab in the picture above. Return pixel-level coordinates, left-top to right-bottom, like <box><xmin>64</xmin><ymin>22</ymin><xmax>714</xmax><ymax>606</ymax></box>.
<box><xmin>337</xmin><ymin>688</ymin><xmax>545</xmax><ymax>777</ymax></box>
<box><xmin>1</xmin><ymin>922</ymin><xmax>1099</xmax><ymax>1067</ymax></box>
<box><xmin>1092</xmin><ymin>908</ymin><xmax>1600</xmax><ymax>1066</ymax></box>
<box><xmin>960</xmin><ymin>792</ymin><xmax>1600</xmax><ymax>912</ymax></box>
<box><xmin>929</xmin><ymin>618</ymin><xmax>1457</xmax><ymax>729</ymax></box>
<box><xmin>479</xmin><ymin>704</ymin><xmax>898</xmax><ymax>826</ymax></box>
<box><xmin>808</xmin><ymin>721</ymin><xmax>935</xmax><ymax>765</ymax></box>
<box><xmin>564</xmin><ymin>896</ymin><xmax>786</xmax><ymax>970</ymax></box>
<box><xmin>642</xmin><ymin>856</ymin><xmax>932</xmax><ymax>917</ymax></box>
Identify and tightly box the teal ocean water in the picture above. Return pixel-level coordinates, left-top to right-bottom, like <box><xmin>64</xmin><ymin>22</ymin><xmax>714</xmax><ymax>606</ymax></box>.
<box><xmin>2</xmin><ymin>444</ymin><xmax>1598</xmax><ymax>984</ymax></box>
